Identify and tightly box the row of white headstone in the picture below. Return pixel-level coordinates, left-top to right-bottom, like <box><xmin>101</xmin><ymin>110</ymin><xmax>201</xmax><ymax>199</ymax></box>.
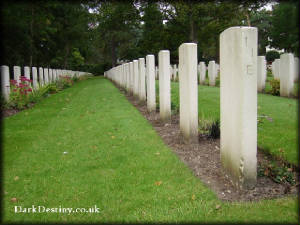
<box><xmin>1</xmin><ymin>65</ymin><xmax>91</xmax><ymax>101</ymax></box>
<box><xmin>271</xmin><ymin>55</ymin><xmax>299</xmax><ymax>97</ymax></box>
<box><xmin>154</xmin><ymin>61</ymin><xmax>220</xmax><ymax>86</ymax></box>
<box><xmin>198</xmin><ymin>61</ymin><xmax>220</xmax><ymax>85</ymax></box>
<box><xmin>106</xmin><ymin>26</ymin><xmax>260</xmax><ymax>190</ymax></box>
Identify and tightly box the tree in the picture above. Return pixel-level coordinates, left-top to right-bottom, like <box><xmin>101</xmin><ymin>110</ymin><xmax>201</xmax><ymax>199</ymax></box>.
<box><xmin>266</xmin><ymin>50</ymin><xmax>280</xmax><ymax>62</ymax></box>
<box><xmin>93</xmin><ymin>2</ymin><xmax>141</xmax><ymax>66</ymax></box>
<box><xmin>269</xmin><ymin>1</ymin><xmax>299</xmax><ymax>55</ymax></box>
<box><xmin>250</xmin><ymin>9</ymin><xmax>272</xmax><ymax>55</ymax></box>
<box><xmin>137</xmin><ymin>2</ymin><xmax>165</xmax><ymax>58</ymax></box>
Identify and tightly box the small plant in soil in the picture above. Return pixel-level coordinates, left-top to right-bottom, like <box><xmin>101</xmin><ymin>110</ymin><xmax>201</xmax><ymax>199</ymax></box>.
<box><xmin>258</xmin><ymin>161</ymin><xmax>296</xmax><ymax>185</ymax></box>
<box><xmin>208</xmin><ymin>119</ymin><xmax>220</xmax><ymax>139</ymax></box>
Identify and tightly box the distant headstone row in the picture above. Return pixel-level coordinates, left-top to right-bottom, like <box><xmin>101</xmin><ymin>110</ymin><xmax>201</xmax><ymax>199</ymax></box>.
<box><xmin>271</xmin><ymin>55</ymin><xmax>299</xmax><ymax>97</ymax></box>
<box><xmin>105</xmin><ymin>26</ymin><xmax>260</xmax><ymax>190</ymax></box>
<box><xmin>1</xmin><ymin>65</ymin><xmax>91</xmax><ymax>101</ymax></box>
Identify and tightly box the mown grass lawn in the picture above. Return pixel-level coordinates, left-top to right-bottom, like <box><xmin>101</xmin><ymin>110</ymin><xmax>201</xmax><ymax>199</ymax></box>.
<box><xmin>3</xmin><ymin>77</ymin><xmax>298</xmax><ymax>223</ymax></box>
<box><xmin>161</xmin><ymin>81</ymin><xmax>298</xmax><ymax>166</ymax></box>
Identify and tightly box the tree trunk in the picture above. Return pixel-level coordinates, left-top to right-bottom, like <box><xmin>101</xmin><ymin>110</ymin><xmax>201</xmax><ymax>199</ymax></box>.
<box><xmin>245</xmin><ymin>10</ymin><xmax>251</xmax><ymax>26</ymax></box>
<box><xmin>29</xmin><ymin>4</ymin><xmax>34</xmax><ymax>68</ymax></box>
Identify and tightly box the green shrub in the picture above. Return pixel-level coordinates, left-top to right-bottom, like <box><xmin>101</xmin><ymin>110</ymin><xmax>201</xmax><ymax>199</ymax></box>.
<box><xmin>48</xmin><ymin>84</ymin><xmax>59</xmax><ymax>93</ymax></box>
<box><xmin>269</xmin><ymin>79</ymin><xmax>280</xmax><ymax>96</ymax></box>
<box><xmin>72</xmin><ymin>76</ymin><xmax>79</xmax><ymax>82</ymax></box>
<box><xmin>56</xmin><ymin>76</ymin><xmax>74</xmax><ymax>90</ymax></box>
<box><xmin>208</xmin><ymin>119</ymin><xmax>220</xmax><ymax>139</ymax></box>
<box><xmin>266</xmin><ymin>50</ymin><xmax>280</xmax><ymax>62</ymax></box>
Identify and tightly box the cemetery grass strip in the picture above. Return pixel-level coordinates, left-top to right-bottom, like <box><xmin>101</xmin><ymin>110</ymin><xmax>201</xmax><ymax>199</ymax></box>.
<box><xmin>3</xmin><ymin>77</ymin><xmax>298</xmax><ymax>223</ymax></box>
<box><xmin>165</xmin><ymin>81</ymin><xmax>298</xmax><ymax>166</ymax></box>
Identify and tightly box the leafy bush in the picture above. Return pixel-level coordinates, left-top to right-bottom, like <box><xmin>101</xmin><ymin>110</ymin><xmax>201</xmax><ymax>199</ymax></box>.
<box><xmin>258</xmin><ymin>162</ymin><xmax>296</xmax><ymax>185</ymax></box>
<box><xmin>48</xmin><ymin>84</ymin><xmax>59</xmax><ymax>93</ymax></box>
<box><xmin>266</xmin><ymin>50</ymin><xmax>280</xmax><ymax>62</ymax></box>
<box><xmin>269</xmin><ymin>79</ymin><xmax>280</xmax><ymax>96</ymax></box>
<box><xmin>56</xmin><ymin>76</ymin><xmax>74</xmax><ymax>90</ymax></box>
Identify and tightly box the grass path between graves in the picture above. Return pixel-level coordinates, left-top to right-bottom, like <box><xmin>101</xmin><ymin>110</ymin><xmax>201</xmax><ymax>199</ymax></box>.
<box><xmin>164</xmin><ymin>81</ymin><xmax>298</xmax><ymax>166</ymax></box>
<box><xmin>3</xmin><ymin>77</ymin><xmax>298</xmax><ymax>223</ymax></box>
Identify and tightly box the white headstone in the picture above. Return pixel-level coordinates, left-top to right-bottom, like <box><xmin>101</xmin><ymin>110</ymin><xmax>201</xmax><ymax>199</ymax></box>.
<box><xmin>129</xmin><ymin>62</ymin><xmax>134</xmax><ymax>94</ymax></box>
<box><xmin>274</xmin><ymin>58</ymin><xmax>280</xmax><ymax>79</ymax></box>
<box><xmin>208</xmin><ymin>60</ymin><xmax>216</xmax><ymax>86</ymax></box>
<box><xmin>13</xmin><ymin>66</ymin><xmax>21</xmax><ymax>84</ymax></box>
<box><xmin>220</xmin><ymin>26</ymin><xmax>257</xmax><ymax>189</ymax></box>
<box><xmin>126</xmin><ymin>63</ymin><xmax>130</xmax><ymax>91</ymax></box>
<box><xmin>133</xmin><ymin>60</ymin><xmax>139</xmax><ymax>97</ymax></box>
<box><xmin>44</xmin><ymin>68</ymin><xmax>49</xmax><ymax>84</ymax></box>
<box><xmin>39</xmin><ymin>67</ymin><xmax>44</xmax><ymax>86</ymax></box>
<box><xmin>146</xmin><ymin>54</ymin><xmax>156</xmax><ymax>112</ymax></box>
<box><xmin>199</xmin><ymin>62</ymin><xmax>206</xmax><ymax>85</ymax></box>
<box><xmin>280</xmin><ymin>53</ymin><xmax>294</xmax><ymax>97</ymax></box>
<box><xmin>257</xmin><ymin>56</ymin><xmax>266</xmax><ymax>92</ymax></box>
<box><xmin>32</xmin><ymin>67</ymin><xmax>38</xmax><ymax>90</ymax></box>
<box><xmin>138</xmin><ymin>58</ymin><xmax>146</xmax><ymax>101</ymax></box>
<box><xmin>53</xmin><ymin>69</ymin><xmax>57</xmax><ymax>81</ymax></box>
<box><xmin>179</xmin><ymin>43</ymin><xmax>198</xmax><ymax>143</ymax></box>
<box><xmin>155</xmin><ymin>66</ymin><xmax>158</xmax><ymax>80</ymax></box>
<box><xmin>24</xmin><ymin>66</ymin><xmax>30</xmax><ymax>80</ymax></box>
<box><xmin>49</xmin><ymin>69</ymin><xmax>53</xmax><ymax>83</ymax></box>
<box><xmin>1</xmin><ymin>65</ymin><xmax>10</xmax><ymax>101</ymax></box>
<box><xmin>294</xmin><ymin>57</ymin><xmax>299</xmax><ymax>82</ymax></box>
<box><xmin>173</xmin><ymin>64</ymin><xmax>177</xmax><ymax>81</ymax></box>
<box><xmin>159</xmin><ymin>50</ymin><xmax>171</xmax><ymax>121</ymax></box>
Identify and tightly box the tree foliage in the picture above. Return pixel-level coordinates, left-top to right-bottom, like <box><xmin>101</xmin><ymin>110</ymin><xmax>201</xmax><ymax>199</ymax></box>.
<box><xmin>1</xmin><ymin>0</ymin><xmax>298</xmax><ymax>73</ymax></box>
<box><xmin>269</xmin><ymin>1</ymin><xmax>299</xmax><ymax>55</ymax></box>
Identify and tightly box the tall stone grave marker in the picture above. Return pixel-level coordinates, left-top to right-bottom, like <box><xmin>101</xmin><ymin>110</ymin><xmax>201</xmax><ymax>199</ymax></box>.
<box><xmin>179</xmin><ymin>43</ymin><xmax>198</xmax><ymax>143</ymax></box>
<box><xmin>220</xmin><ymin>26</ymin><xmax>258</xmax><ymax>189</ymax></box>
<box><xmin>159</xmin><ymin>50</ymin><xmax>171</xmax><ymax>121</ymax></box>
<box><xmin>146</xmin><ymin>54</ymin><xmax>156</xmax><ymax>112</ymax></box>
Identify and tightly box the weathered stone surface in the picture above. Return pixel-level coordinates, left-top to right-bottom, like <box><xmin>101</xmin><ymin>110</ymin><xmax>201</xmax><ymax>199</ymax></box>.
<box><xmin>274</xmin><ymin>59</ymin><xmax>280</xmax><ymax>79</ymax></box>
<box><xmin>129</xmin><ymin>62</ymin><xmax>134</xmax><ymax>94</ymax></box>
<box><xmin>49</xmin><ymin>69</ymin><xmax>53</xmax><ymax>83</ymax></box>
<box><xmin>294</xmin><ymin>57</ymin><xmax>299</xmax><ymax>82</ymax></box>
<box><xmin>133</xmin><ymin>60</ymin><xmax>139</xmax><ymax>97</ymax></box>
<box><xmin>1</xmin><ymin>65</ymin><xmax>10</xmax><ymax>101</ymax></box>
<box><xmin>159</xmin><ymin>50</ymin><xmax>171</xmax><ymax>121</ymax></box>
<box><xmin>138</xmin><ymin>58</ymin><xmax>146</xmax><ymax>101</ymax></box>
<box><xmin>32</xmin><ymin>67</ymin><xmax>38</xmax><ymax>90</ymax></box>
<box><xmin>24</xmin><ymin>66</ymin><xmax>30</xmax><ymax>80</ymax></box>
<box><xmin>13</xmin><ymin>66</ymin><xmax>21</xmax><ymax>84</ymax></box>
<box><xmin>179</xmin><ymin>43</ymin><xmax>198</xmax><ymax>143</ymax></box>
<box><xmin>126</xmin><ymin>63</ymin><xmax>130</xmax><ymax>91</ymax></box>
<box><xmin>146</xmin><ymin>54</ymin><xmax>156</xmax><ymax>112</ymax></box>
<box><xmin>39</xmin><ymin>67</ymin><xmax>44</xmax><ymax>86</ymax></box>
<box><xmin>199</xmin><ymin>62</ymin><xmax>206</xmax><ymax>85</ymax></box>
<box><xmin>44</xmin><ymin>68</ymin><xmax>49</xmax><ymax>84</ymax></box>
<box><xmin>173</xmin><ymin>64</ymin><xmax>177</xmax><ymax>81</ymax></box>
<box><xmin>208</xmin><ymin>60</ymin><xmax>216</xmax><ymax>86</ymax></box>
<box><xmin>257</xmin><ymin>56</ymin><xmax>266</xmax><ymax>92</ymax></box>
<box><xmin>280</xmin><ymin>53</ymin><xmax>294</xmax><ymax>97</ymax></box>
<box><xmin>220</xmin><ymin>26</ymin><xmax>257</xmax><ymax>190</ymax></box>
